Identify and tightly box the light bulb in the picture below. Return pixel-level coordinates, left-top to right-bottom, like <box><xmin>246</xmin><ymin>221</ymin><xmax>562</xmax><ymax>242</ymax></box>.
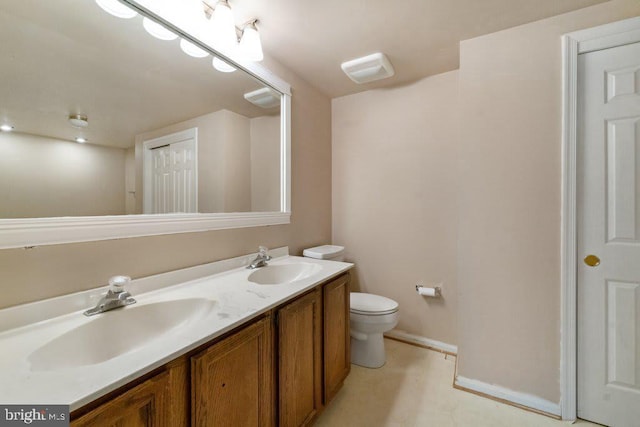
<box><xmin>180</xmin><ymin>39</ymin><xmax>209</xmax><ymax>58</ymax></box>
<box><xmin>143</xmin><ymin>17</ymin><xmax>178</xmax><ymax>41</ymax></box>
<box><xmin>170</xmin><ymin>0</ymin><xmax>206</xmax><ymax>34</ymax></box>
<box><xmin>95</xmin><ymin>0</ymin><xmax>138</xmax><ymax>19</ymax></box>
<box><xmin>239</xmin><ymin>22</ymin><xmax>263</xmax><ymax>62</ymax></box>
<box><xmin>213</xmin><ymin>57</ymin><xmax>236</xmax><ymax>73</ymax></box>
<box><xmin>0</xmin><ymin>124</ymin><xmax>14</xmax><ymax>132</ymax></box>
<box><xmin>75</xmin><ymin>137</ymin><xmax>88</xmax><ymax>144</ymax></box>
<box><xmin>209</xmin><ymin>0</ymin><xmax>237</xmax><ymax>52</ymax></box>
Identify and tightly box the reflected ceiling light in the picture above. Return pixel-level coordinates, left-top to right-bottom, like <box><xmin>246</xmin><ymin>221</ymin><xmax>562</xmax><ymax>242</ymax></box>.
<box><xmin>68</xmin><ymin>114</ymin><xmax>89</xmax><ymax>128</ymax></box>
<box><xmin>95</xmin><ymin>0</ymin><xmax>138</xmax><ymax>19</ymax></box>
<box><xmin>210</xmin><ymin>0</ymin><xmax>237</xmax><ymax>52</ymax></box>
<box><xmin>143</xmin><ymin>17</ymin><xmax>178</xmax><ymax>40</ymax></box>
<box><xmin>97</xmin><ymin>0</ymin><xmax>265</xmax><ymax>70</ymax></box>
<box><xmin>0</xmin><ymin>124</ymin><xmax>14</xmax><ymax>132</ymax></box>
<box><xmin>75</xmin><ymin>137</ymin><xmax>88</xmax><ymax>143</ymax></box>
<box><xmin>180</xmin><ymin>39</ymin><xmax>209</xmax><ymax>58</ymax></box>
<box><xmin>239</xmin><ymin>20</ymin><xmax>263</xmax><ymax>62</ymax></box>
<box><xmin>213</xmin><ymin>57</ymin><xmax>236</xmax><ymax>73</ymax></box>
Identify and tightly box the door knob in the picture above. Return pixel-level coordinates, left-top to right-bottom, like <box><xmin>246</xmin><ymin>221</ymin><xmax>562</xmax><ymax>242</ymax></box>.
<box><xmin>584</xmin><ymin>254</ymin><xmax>600</xmax><ymax>267</ymax></box>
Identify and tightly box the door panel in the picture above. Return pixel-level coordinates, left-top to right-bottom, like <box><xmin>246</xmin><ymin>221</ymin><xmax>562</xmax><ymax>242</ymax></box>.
<box><xmin>71</xmin><ymin>371</ymin><xmax>169</xmax><ymax>427</ymax></box>
<box><xmin>170</xmin><ymin>140</ymin><xmax>197</xmax><ymax>213</ymax></box>
<box><xmin>278</xmin><ymin>290</ymin><xmax>322</xmax><ymax>427</ymax></box>
<box><xmin>191</xmin><ymin>317</ymin><xmax>273</xmax><ymax>427</ymax></box>
<box><xmin>577</xmin><ymin>41</ymin><xmax>640</xmax><ymax>427</ymax></box>
<box><xmin>145</xmin><ymin>130</ymin><xmax>198</xmax><ymax>214</ymax></box>
<box><xmin>323</xmin><ymin>274</ymin><xmax>350</xmax><ymax>404</ymax></box>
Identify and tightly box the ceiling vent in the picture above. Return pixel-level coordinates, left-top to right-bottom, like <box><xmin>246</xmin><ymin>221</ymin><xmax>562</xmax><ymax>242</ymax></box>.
<box><xmin>341</xmin><ymin>52</ymin><xmax>395</xmax><ymax>84</ymax></box>
<box><xmin>243</xmin><ymin>87</ymin><xmax>281</xmax><ymax>108</ymax></box>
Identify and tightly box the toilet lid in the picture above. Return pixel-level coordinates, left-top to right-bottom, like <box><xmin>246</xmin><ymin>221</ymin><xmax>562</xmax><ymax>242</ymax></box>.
<box><xmin>350</xmin><ymin>292</ymin><xmax>399</xmax><ymax>315</ymax></box>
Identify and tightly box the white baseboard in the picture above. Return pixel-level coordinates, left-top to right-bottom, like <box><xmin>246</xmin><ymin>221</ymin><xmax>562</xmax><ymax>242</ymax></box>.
<box><xmin>384</xmin><ymin>329</ymin><xmax>458</xmax><ymax>355</ymax></box>
<box><xmin>454</xmin><ymin>375</ymin><xmax>561</xmax><ymax>417</ymax></box>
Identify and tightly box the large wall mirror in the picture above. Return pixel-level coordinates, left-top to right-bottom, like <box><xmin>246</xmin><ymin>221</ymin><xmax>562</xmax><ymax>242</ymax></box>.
<box><xmin>0</xmin><ymin>0</ymin><xmax>291</xmax><ymax>248</ymax></box>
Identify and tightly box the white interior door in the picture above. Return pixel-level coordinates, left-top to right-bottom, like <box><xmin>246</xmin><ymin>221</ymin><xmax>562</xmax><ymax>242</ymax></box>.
<box><xmin>169</xmin><ymin>139</ymin><xmax>197</xmax><ymax>213</ymax></box>
<box><xmin>151</xmin><ymin>145</ymin><xmax>171</xmax><ymax>214</ymax></box>
<box><xmin>577</xmin><ymin>41</ymin><xmax>640</xmax><ymax>427</ymax></box>
<box><xmin>143</xmin><ymin>128</ymin><xmax>198</xmax><ymax>214</ymax></box>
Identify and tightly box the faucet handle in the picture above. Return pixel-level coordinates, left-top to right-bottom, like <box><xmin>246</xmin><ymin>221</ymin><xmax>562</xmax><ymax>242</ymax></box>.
<box><xmin>108</xmin><ymin>275</ymin><xmax>131</xmax><ymax>293</ymax></box>
<box><xmin>258</xmin><ymin>246</ymin><xmax>271</xmax><ymax>260</ymax></box>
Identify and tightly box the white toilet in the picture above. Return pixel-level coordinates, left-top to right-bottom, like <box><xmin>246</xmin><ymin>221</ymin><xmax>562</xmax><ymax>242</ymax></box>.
<box><xmin>302</xmin><ymin>244</ymin><xmax>345</xmax><ymax>262</ymax></box>
<box><xmin>349</xmin><ymin>292</ymin><xmax>399</xmax><ymax>368</ymax></box>
<box><xmin>302</xmin><ymin>245</ymin><xmax>399</xmax><ymax>369</ymax></box>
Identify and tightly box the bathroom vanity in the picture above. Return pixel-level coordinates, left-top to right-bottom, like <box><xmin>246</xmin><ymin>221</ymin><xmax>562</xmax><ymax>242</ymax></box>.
<box><xmin>0</xmin><ymin>250</ymin><xmax>352</xmax><ymax>426</ymax></box>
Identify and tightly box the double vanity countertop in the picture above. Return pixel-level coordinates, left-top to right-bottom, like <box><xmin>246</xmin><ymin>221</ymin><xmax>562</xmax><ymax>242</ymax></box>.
<box><xmin>0</xmin><ymin>248</ymin><xmax>353</xmax><ymax>411</ymax></box>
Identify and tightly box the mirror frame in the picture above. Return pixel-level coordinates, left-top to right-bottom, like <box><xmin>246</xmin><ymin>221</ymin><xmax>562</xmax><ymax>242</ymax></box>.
<box><xmin>0</xmin><ymin>0</ymin><xmax>291</xmax><ymax>249</ymax></box>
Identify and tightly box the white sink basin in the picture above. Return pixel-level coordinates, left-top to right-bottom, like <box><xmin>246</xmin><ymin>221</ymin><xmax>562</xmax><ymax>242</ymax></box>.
<box><xmin>248</xmin><ymin>262</ymin><xmax>321</xmax><ymax>285</ymax></box>
<box><xmin>28</xmin><ymin>298</ymin><xmax>216</xmax><ymax>371</ymax></box>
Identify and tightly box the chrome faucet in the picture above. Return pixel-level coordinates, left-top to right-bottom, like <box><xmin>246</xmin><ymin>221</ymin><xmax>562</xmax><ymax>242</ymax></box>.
<box><xmin>247</xmin><ymin>246</ymin><xmax>271</xmax><ymax>269</ymax></box>
<box><xmin>84</xmin><ymin>275</ymin><xmax>136</xmax><ymax>316</ymax></box>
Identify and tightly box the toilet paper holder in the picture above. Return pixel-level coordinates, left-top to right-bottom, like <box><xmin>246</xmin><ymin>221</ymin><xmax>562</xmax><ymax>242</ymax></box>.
<box><xmin>416</xmin><ymin>284</ymin><xmax>442</xmax><ymax>297</ymax></box>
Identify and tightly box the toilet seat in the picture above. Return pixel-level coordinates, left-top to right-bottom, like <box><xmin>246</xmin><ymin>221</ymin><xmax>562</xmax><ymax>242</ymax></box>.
<box><xmin>350</xmin><ymin>292</ymin><xmax>399</xmax><ymax>316</ymax></box>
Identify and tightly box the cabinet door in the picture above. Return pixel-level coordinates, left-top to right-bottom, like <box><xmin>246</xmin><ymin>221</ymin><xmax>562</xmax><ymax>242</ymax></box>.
<box><xmin>191</xmin><ymin>316</ymin><xmax>273</xmax><ymax>427</ymax></box>
<box><xmin>278</xmin><ymin>289</ymin><xmax>322</xmax><ymax>427</ymax></box>
<box><xmin>71</xmin><ymin>371</ymin><xmax>170</xmax><ymax>427</ymax></box>
<box><xmin>323</xmin><ymin>274</ymin><xmax>351</xmax><ymax>403</ymax></box>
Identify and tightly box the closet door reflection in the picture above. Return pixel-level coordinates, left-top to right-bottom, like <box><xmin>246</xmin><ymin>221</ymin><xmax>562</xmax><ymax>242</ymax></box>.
<box><xmin>144</xmin><ymin>130</ymin><xmax>197</xmax><ymax>214</ymax></box>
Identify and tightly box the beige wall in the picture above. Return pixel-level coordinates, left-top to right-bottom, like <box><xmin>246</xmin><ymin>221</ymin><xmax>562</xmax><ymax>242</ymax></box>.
<box><xmin>457</xmin><ymin>0</ymin><xmax>640</xmax><ymax>403</ymax></box>
<box><xmin>0</xmin><ymin>59</ymin><xmax>332</xmax><ymax>309</ymax></box>
<box><xmin>250</xmin><ymin>115</ymin><xmax>281</xmax><ymax>212</ymax></box>
<box><xmin>332</xmin><ymin>71</ymin><xmax>459</xmax><ymax>346</ymax></box>
<box><xmin>0</xmin><ymin>132</ymin><xmax>126</xmax><ymax>218</ymax></box>
<box><xmin>222</xmin><ymin>111</ymin><xmax>252</xmax><ymax>212</ymax></box>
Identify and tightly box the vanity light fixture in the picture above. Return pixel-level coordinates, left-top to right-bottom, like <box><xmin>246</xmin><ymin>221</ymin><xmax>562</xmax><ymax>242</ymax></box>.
<box><xmin>94</xmin><ymin>0</ymin><xmax>264</xmax><ymax>71</ymax></box>
<box><xmin>68</xmin><ymin>114</ymin><xmax>89</xmax><ymax>128</ymax></box>
<box><xmin>75</xmin><ymin>137</ymin><xmax>88</xmax><ymax>143</ymax></box>
<box><xmin>176</xmin><ymin>0</ymin><xmax>209</xmax><ymax>57</ymax></box>
<box><xmin>210</xmin><ymin>0</ymin><xmax>237</xmax><ymax>52</ymax></box>
<box><xmin>95</xmin><ymin>0</ymin><xmax>138</xmax><ymax>19</ymax></box>
<box><xmin>239</xmin><ymin>20</ymin><xmax>263</xmax><ymax>62</ymax></box>
<box><xmin>0</xmin><ymin>124</ymin><xmax>14</xmax><ymax>132</ymax></box>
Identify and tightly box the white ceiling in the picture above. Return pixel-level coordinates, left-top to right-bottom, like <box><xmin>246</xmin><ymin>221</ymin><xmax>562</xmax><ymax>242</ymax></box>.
<box><xmin>232</xmin><ymin>0</ymin><xmax>607</xmax><ymax>98</ymax></box>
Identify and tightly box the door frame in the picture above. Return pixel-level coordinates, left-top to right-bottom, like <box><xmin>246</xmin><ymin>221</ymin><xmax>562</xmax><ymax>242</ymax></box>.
<box><xmin>561</xmin><ymin>16</ymin><xmax>640</xmax><ymax>421</ymax></box>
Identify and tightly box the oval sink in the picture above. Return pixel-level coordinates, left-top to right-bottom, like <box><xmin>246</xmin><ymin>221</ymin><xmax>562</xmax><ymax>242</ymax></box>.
<box><xmin>248</xmin><ymin>263</ymin><xmax>321</xmax><ymax>285</ymax></box>
<box><xmin>28</xmin><ymin>298</ymin><xmax>216</xmax><ymax>371</ymax></box>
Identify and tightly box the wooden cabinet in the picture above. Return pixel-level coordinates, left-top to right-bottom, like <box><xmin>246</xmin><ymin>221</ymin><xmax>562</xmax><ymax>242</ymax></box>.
<box><xmin>71</xmin><ymin>370</ymin><xmax>170</xmax><ymax>427</ymax></box>
<box><xmin>70</xmin><ymin>272</ymin><xmax>351</xmax><ymax>427</ymax></box>
<box><xmin>323</xmin><ymin>273</ymin><xmax>351</xmax><ymax>403</ymax></box>
<box><xmin>277</xmin><ymin>289</ymin><xmax>323</xmax><ymax>427</ymax></box>
<box><xmin>191</xmin><ymin>316</ymin><xmax>274</xmax><ymax>427</ymax></box>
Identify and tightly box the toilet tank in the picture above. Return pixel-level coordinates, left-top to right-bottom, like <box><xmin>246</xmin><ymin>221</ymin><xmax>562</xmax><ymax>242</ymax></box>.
<box><xmin>303</xmin><ymin>245</ymin><xmax>345</xmax><ymax>262</ymax></box>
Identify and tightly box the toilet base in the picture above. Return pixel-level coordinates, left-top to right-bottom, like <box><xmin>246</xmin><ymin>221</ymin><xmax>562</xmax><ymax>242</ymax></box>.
<box><xmin>351</xmin><ymin>332</ymin><xmax>386</xmax><ymax>368</ymax></box>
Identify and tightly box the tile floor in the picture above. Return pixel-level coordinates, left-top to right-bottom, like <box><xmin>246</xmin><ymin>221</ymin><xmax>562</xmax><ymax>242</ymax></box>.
<box><xmin>315</xmin><ymin>338</ymin><xmax>601</xmax><ymax>427</ymax></box>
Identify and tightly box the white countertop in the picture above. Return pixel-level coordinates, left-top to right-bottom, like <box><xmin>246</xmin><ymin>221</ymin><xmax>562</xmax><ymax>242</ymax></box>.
<box><xmin>0</xmin><ymin>250</ymin><xmax>353</xmax><ymax>411</ymax></box>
